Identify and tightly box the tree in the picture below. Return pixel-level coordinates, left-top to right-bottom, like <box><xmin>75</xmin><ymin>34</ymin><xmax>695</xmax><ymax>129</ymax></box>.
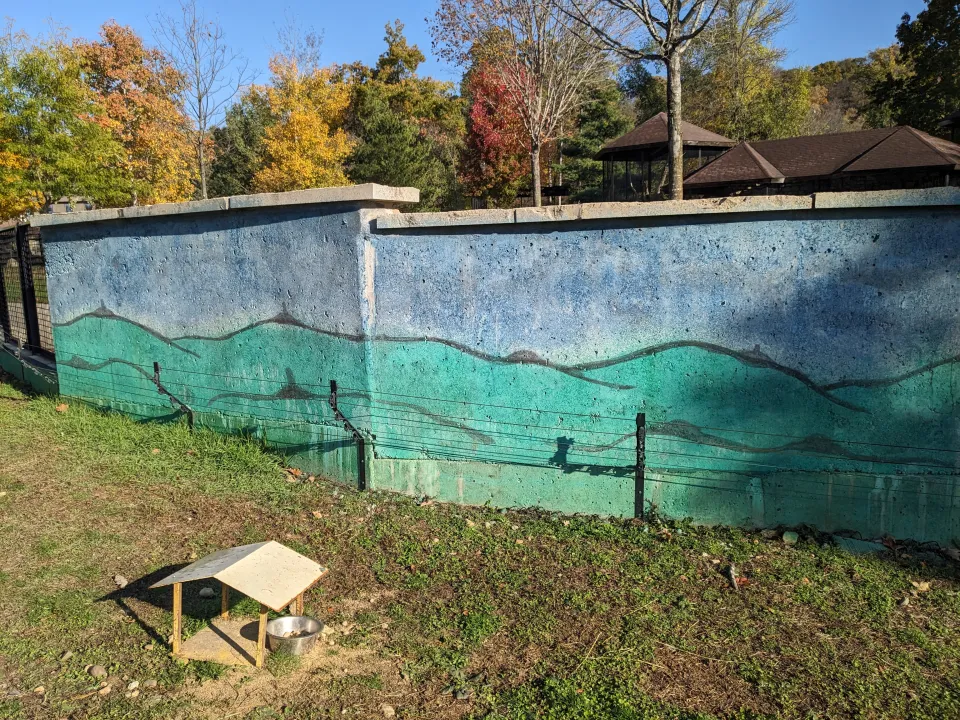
<box><xmin>685</xmin><ymin>0</ymin><xmax>794</xmax><ymax>140</ymax></box>
<box><xmin>153</xmin><ymin>0</ymin><xmax>253</xmax><ymax>199</ymax></box>
<box><xmin>76</xmin><ymin>21</ymin><xmax>194</xmax><ymax>205</ymax></box>
<box><xmin>459</xmin><ymin>61</ymin><xmax>529</xmax><ymax>206</ymax></box>
<box><xmin>871</xmin><ymin>0</ymin><xmax>958</xmax><ymax>134</ymax></box>
<box><xmin>346</xmin><ymin>22</ymin><xmax>465</xmax><ymax>210</ymax></box>
<box><xmin>432</xmin><ymin>0</ymin><xmax>609</xmax><ymax>206</ymax></box>
<box><xmin>562</xmin><ymin>0</ymin><xmax>721</xmax><ymax>200</ymax></box>
<box><xmin>0</xmin><ymin>27</ymin><xmax>126</xmax><ymax>218</ymax></box>
<box><xmin>619</xmin><ymin>61</ymin><xmax>666</xmax><ymax>122</ymax></box>
<box><xmin>207</xmin><ymin>93</ymin><xmax>271</xmax><ymax>197</ymax></box>
<box><xmin>559</xmin><ymin>78</ymin><xmax>632</xmax><ymax>201</ymax></box>
<box><xmin>251</xmin><ymin>57</ymin><xmax>353</xmax><ymax>193</ymax></box>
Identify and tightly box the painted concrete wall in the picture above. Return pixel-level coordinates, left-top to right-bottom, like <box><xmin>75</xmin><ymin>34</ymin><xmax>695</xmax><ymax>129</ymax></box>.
<box><xmin>34</xmin><ymin>187</ymin><xmax>960</xmax><ymax>544</ymax></box>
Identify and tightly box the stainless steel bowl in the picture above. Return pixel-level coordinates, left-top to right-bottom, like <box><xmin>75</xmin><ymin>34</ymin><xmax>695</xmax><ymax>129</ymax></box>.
<box><xmin>265</xmin><ymin>615</ymin><xmax>322</xmax><ymax>656</ymax></box>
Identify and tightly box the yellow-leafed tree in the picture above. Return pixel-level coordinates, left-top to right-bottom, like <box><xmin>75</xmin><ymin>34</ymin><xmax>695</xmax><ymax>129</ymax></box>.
<box><xmin>252</xmin><ymin>58</ymin><xmax>353</xmax><ymax>193</ymax></box>
<box><xmin>0</xmin><ymin>147</ymin><xmax>42</xmax><ymax>219</ymax></box>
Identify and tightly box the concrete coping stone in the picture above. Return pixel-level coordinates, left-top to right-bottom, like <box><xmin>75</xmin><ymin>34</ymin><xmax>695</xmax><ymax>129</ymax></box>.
<box><xmin>374</xmin><ymin>187</ymin><xmax>960</xmax><ymax>230</ymax></box>
<box><xmin>28</xmin><ymin>184</ymin><xmax>420</xmax><ymax>228</ymax></box>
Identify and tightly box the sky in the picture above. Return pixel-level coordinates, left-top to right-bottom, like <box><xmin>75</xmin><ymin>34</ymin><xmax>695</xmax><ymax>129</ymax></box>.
<box><xmin>7</xmin><ymin>0</ymin><xmax>929</xmax><ymax>85</ymax></box>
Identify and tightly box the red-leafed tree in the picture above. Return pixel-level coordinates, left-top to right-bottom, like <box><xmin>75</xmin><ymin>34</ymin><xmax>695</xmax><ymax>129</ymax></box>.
<box><xmin>460</xmin><ymin>62</ymin><xmax>529</xmax><ymax>207</ymax></box>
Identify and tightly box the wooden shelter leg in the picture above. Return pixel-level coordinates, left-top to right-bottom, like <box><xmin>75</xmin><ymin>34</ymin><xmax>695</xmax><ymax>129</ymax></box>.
<box><xmin>296</xmin><ymin>592</ymin><xmax>304</xmax><ymax>616</ymax></box>
<box><xmin>221</xmin><ymin>584</ymin><xmax>229</xmax><ymax>619</ymax></box>
<box><xmin>172</xmin><ymin>582</ymin><xmax>182</xmax><ymax>656</ymax></box>
<box><xmin>256</xmin><ymin>604</ymin><xmax>268</xmax><ymax>668</ymax></box>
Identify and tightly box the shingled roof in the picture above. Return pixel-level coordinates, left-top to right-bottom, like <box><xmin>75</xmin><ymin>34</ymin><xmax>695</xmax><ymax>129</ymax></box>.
<box><xmin>685</xmin><ymin>126</ymin><xmax>960</xmax><ymax>189</ymax></box>
<box><xmin>596</xmin><ymin>112</ymin><xmax>736</xmax><ymax>158</ymax></box>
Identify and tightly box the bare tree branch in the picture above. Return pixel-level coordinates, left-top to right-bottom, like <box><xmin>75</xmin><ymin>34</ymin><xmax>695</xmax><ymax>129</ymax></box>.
<box><xmin>151</xmin><ymin>0</ymin><xmax>255</xmax><ymax>199</ymax></box>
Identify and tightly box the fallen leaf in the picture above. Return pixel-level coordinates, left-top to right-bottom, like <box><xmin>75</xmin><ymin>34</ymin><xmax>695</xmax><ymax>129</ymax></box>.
<box><xmin>311</xmin><ymin>510</ymin><xmax>323</xmax><ymax>519</ymax></box>
<box><xmin>55</xmin><ymin>403</ymin><xmax>69</xmax><ymax>413</ymax></box>
<box><xmin>736</xmin><ymin>577</ymin><xmax>751</xmax><ymax>587</ymax></box>
<box><xmin>801</xmin><ymin>577</ymin><xmax>811</xmax><ymax>585</ymax></box>
<box><xmin>186</xmin><ymin>450</ymin><xmax>196</xmax><ymax>456</ymax></box>
<box><xmin>151</xmin><ymin>448</ymin><xmax>160</xmax><ymax>455</ymax></box>
<box><xmin>286</xmin><ymin>467</ymin><xmax>304</xmax><ymax>477</ymax></box>
<box><xmin>910</xmin><ymin>580</ymin><xmax>931</xmax><ymax>593</ymax></box>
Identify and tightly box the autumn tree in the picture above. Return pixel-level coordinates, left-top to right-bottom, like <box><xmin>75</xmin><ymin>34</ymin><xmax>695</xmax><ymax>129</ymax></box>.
<box><xmin>153</xmin><ymin>0</ymin><xmax>252</xmax><ymax>198</ymax></box>
<box><xmin>459</xmin><ymin>61</ymin><xmax>529</xmax><ymax>206</ymax></box>
<box><xmin>346</xmin><ymin>22</ymin><xmax>464</xmax><ymax>210</ymax></box>
<box><xmin>0</xmin><ymin>26</ymin><xmax>125</xmax><ymax>218</ymax></box>
<box><xmin>432</xmin><ymin>0</ymin><xmax>609</xmax><ymax>206</ymax></box>
<box><xmin>562</xmin><ymin>0</ymin><xmax>721</xmax><ymax>199</ymax></box>
<box><xmin>251</xmin><ymin>57</ymin><xmax>353</xmax><ymax>192</ymax></box>
<box><xmin>76</xmin><ymin>21</ymin><xmax>194</xmax><ymax>205</ymax></box>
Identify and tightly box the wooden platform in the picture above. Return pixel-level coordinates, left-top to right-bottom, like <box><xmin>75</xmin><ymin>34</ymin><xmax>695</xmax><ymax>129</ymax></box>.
<box><xmin>181</xmin><ymin>618</ymin><xmax>262</xmax><ymax>667</ymax></box>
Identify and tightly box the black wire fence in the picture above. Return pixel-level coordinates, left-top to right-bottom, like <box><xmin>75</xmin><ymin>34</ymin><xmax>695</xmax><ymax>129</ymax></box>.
<box><xmin>55</xmin><ymin>351</ymin><xmax>960</xmax><ymax>516</ymax></box>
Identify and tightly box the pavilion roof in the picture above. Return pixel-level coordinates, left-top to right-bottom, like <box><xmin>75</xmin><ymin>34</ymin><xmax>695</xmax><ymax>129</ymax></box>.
<box><xmin>596</xmin><ymin>113</ymin><xmax>736</xmax><ymax>159</ymax></box>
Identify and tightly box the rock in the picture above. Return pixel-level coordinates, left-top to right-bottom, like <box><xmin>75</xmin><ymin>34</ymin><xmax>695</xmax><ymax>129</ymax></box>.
<box><xmin>98</xmin><ymin>685</ymin><xmax>112</xmax><ymax>696</ymax></box>
<box><xmin>899</xmin><ymin>597</ymin><xmax>911</xmax><ymax>607</ymax></box>
<box><xmin>125</xmin><ymin>689</ymin><xmax>140</xmax><ymax>699</ymax></box>
<box><xmin>380</xmin><ymin>704</ymin><xmax>396</xmax><ymax>717</ymax></box>
<box><xmin>833</xmin><ymin>535</ymin><xmax>886</xmax><ymax>556</ymax></box>
<box><xmin>142</xmin><ymin>679</ymin><xmax>158</xmax><ymax>689</ymax></box>
<box><xmin>198</xmin><ymin>587</ymin><xmax>216</xmax><ymax>599</ymax></box>
<box><xmin>454</xmin><ymin>687</ymin><xmax>473</xmax><ymax>701</ymax></box>
<box><xmin>127</xmin><ymin>680</ymin><xmax>139</xmax><ymax>691</ymax></box>
<box><xmin>782</xmin><ymin>531</ymin><xmax>799</xmax><ymax>546</ymax></box>
<box><xmin>60</xmin><ymin>650</ymin><xmax>73</xmax><ymax>661</ymax></box>
<box><xmin>114</xmin><ymin>575</ymin><xmax>129</xmax><ymax>589</ymax></box>
<box><xmin>89</xmin><ymin>665</ymin><xmax>108</xmax><ymax>679</ymax></box>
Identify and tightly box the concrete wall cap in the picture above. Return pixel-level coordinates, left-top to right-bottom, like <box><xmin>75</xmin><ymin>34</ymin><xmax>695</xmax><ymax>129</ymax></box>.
<box><xmin>29</xmin><ymin>184</ymin><xmax>419</xmax><ymax>228</ymax></box>
<box><xmin>374</xmin><ymin>188</ymin><xmax>959</xmax><ymax>231</ymax></box>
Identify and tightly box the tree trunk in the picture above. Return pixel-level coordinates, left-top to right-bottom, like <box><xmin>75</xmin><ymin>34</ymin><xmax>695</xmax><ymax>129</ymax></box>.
<box><xmin>666</xmin><ymin>51</ymin><xmax>684</xmax><ymax>201</ymax></box>
<box><xmin>531</xmin><ymin>142</ymin><xmax>542</xmax><ymax>208</ymax></box>
<box><xmin>198</xmin><ymin>134</ymin><xmax>208</xmax><ymax>200</ymax></box>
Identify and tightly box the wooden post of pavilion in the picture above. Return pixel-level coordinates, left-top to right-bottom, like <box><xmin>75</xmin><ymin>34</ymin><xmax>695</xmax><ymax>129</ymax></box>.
<box><xmin>172</xmin><ymin>582</ymin><xmax>182</xmax><ymax>655</ymax></box>
<box><xmin>256</xmin><ymin>604</ymin><xmax>269</xmax><ymax>668</ymax></box>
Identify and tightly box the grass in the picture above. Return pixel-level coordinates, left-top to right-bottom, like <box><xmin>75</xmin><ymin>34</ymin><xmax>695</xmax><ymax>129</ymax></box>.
<box><xmin>0</xmin><ymin>375</ymin><xmax>958</xmax><ymax>719</ymax></box>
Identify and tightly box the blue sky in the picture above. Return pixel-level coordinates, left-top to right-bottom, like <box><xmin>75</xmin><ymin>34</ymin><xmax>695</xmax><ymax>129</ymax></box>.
<box><xmin>9</xmin><ymin>0</ymin><xmax>928</xmax><ymax>84</ymax></box>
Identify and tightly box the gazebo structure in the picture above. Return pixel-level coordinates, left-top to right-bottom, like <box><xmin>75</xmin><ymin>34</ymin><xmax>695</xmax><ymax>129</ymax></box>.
<box><xmin>596</xmin><ymin>113</ymin><xmax>736</xmax><ymax>202</ymax></box>
<box><xmin>151</xmin><ymin>541</ymin><xmax>328</xmax><ymax>668</ymax></box>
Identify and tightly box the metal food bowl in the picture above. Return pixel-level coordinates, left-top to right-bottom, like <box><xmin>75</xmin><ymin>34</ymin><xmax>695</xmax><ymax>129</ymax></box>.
<box><xmin>265</xmin><ymin>615</ymin><xmax>322</xmax><ymax>656</ymax></box>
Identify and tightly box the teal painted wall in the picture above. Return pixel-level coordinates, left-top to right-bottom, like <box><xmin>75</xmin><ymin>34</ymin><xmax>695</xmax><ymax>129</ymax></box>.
<box><xmin>38</xmin><ymin>199</ymin><xmax>960</xmax><ymax>543</ymax></box>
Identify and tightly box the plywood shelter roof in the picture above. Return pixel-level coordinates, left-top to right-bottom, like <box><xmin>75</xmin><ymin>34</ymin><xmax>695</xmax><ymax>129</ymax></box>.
<box><xmin>596</xmin><ymin>112</ymin><xmax>736</xmax><ymax>158</ymax></box>
<box><xmin>150</xmin><ymin>541</ymin><xmax>328</xmax><ymax>612</ymax></box>
<box><xmin>685</xmin><ymin>126</ymin><xmax>960</xmax><ymax>188</ymax></box>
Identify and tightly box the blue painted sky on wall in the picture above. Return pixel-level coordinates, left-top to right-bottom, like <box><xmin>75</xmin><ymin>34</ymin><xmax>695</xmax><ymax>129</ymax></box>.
<box><xmin>11</xmin><ymin>0</ymin><xmax>926</xmax><ymax>88</ymax></box>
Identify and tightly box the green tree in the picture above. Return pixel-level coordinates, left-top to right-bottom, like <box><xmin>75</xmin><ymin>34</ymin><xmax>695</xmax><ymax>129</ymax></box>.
<box><xmin>208</xmin><ymin>93</ymin><xmax>272</xmax><ymax>197</ymax></box>
<box><xmin>0</xmin><ymin>28</ymin><xmax>126</xmax><ymax>216</ymax></box>
<box><xmin>559</xmin><ymin>79</ymin><xmax>632</xmax><ymax>202</ymax></box>
<box><xmin>346</xmin><ymin>22</ymin><xmax>464</xmax><ymax>211</ymax></box>
<box><xmin>871</xmin><ymin>0</ymin><xmax>958</xmax><ymax>133</ymax></box>
<box><xmin>618</xmin><ymin>61</ymin><xmax>666</xmax><ymax>123</ymax></box>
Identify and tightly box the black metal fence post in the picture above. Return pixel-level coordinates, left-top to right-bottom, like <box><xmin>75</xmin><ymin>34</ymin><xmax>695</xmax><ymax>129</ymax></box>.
<box><xmin>635</xmin><ymin>412</ymin><xmax>646</xmax><ymax>519</ymax></box>
<box><xmin>330</xmin><ymin>380</ymin><xmax>367</xmax><ymax>492</ymax></box>
<box><xmin>14</xmin><ymin>224</ymin><xmax>41</xmax><ymax>351</ymax></box>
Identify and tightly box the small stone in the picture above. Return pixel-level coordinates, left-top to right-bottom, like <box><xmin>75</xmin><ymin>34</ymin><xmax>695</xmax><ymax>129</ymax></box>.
<box><xmin>899</xmin><ymin>596</ymin><xmax>911</xmax><ymax>607</ymax></box>
<box><xmin>454</xmin><ymin>687</ymin><xmax>473</xmax><ymax>700</ymax></box>
<box><xmin>89</xmin><ymin>665</ymin><xmax>108</xmax><ymax>679</ymax></box>
<box><xmin>782</xmin><ymin>531</ymin><xmax>799</xmax><ymax>546</ymax></box>
<box><xmin>127</xmin><ymin>680</ymin><xmax>139</xmax><ymax>691</ymax></box>
<box><xmin>198</xmin><ymin>587</ymin><xmax>215</xmax><ymax>599</ymax></box>
<box><xmin>142</xmin><ymin>679</ymin><xmax>158</xmax><ymax>689</ymax></box>
<box><xmin>60</xmin><ymin>650</ymin><xmax>73</xmax><ymax>661</ymax></box>
<box><xmin>125</xmin><ymin>689</ymin><xmax>140</xmax><ymax>699</ymax></box>
<box><xmin>113</xmin><ymin>574</ymin><xmax>129</xmax><ymax>589</ymax></box>
<box><xmin>380</xmin><ymin>704</ymin><xmax>396</xmax><ymax>717</ymax></box>
<box><xmin>98</xmin><ymin>685</ymin><xmax>112</xmax><ymax>696</ymax></box>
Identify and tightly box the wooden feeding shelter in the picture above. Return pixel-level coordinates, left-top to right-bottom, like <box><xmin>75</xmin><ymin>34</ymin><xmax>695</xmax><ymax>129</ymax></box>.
<box><xmin>596</xmin><ymin>112</ymin><xmax>736</xmax><ymax>202</ymax></box>
<box><xmin>150</xmin><ymin>541</ymin><xmax>328</xmax><ymax>668</ymax></box>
